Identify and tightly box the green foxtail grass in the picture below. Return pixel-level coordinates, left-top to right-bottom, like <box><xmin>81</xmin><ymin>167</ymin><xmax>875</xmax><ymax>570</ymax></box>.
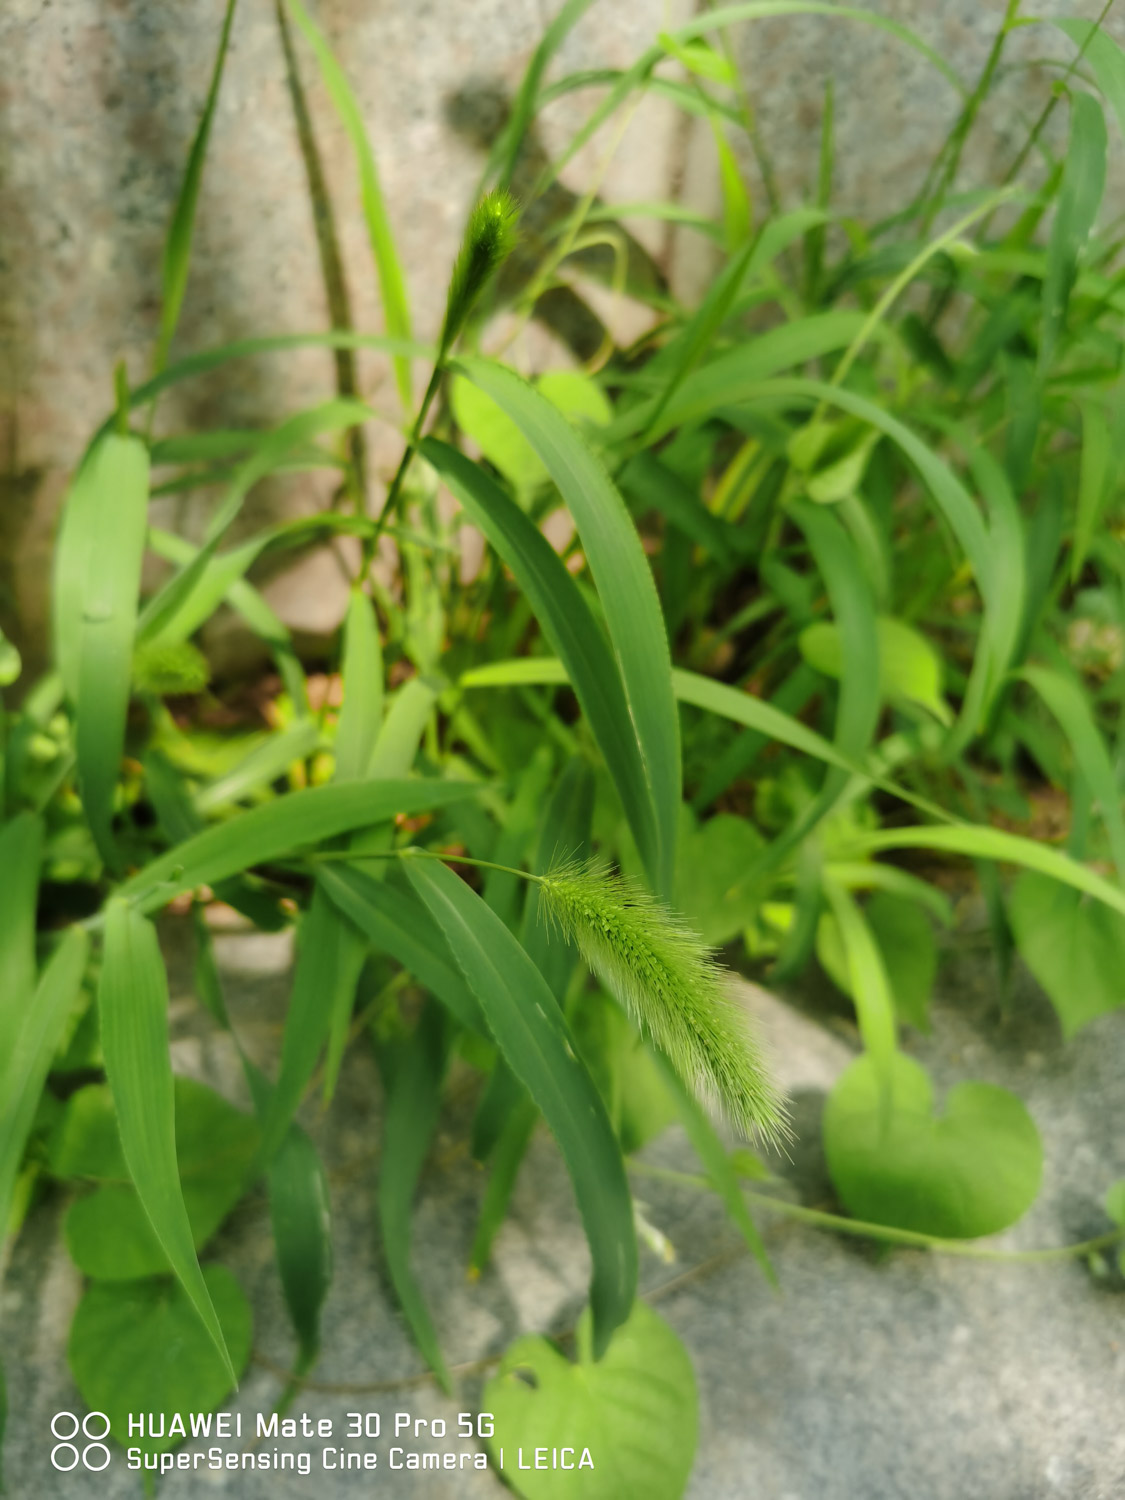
<box><xmin>539</xmin><ymin>861</ymin><xmax>789</xmax><ymax>1146</ymax></box>
<box><xmin>438</xmin><ymin>188</ymin><xmax>519</xmax><ymax>359</ymax></box>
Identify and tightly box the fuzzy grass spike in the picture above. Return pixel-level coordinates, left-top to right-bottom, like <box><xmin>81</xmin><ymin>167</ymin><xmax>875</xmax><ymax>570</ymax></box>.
<box><xmin>539</xmin><ymin>862</ymin><xmax>789</xmax><ymax>1146</ymax></box>
<box><xmin>438</xmin><ymin>188</ymin><xmax>519</xmax><ymax>359</ymax></box>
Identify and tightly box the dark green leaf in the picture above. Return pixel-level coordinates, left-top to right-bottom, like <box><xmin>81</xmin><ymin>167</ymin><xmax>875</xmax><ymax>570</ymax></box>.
<box><xmin>469</xmin><ymin>1097</ymin><xmax>538</xmax><ymax>1276</ymax></box>
<box><xmin>0</xmin><ymin>930</ymin><xmax>88</xmax><ymax>1250</ymax></box>
<box><xmin>68</xmin><ymin>1266</ymin><xmax>251</xmax><ymax>1454</ymax></box>
<box><xmin>98</xmin><ymin>900</ymin><xmax>234</xmax><ymax>1380</ymax></box>
<box><xmin>451</xmin><ymin>360</ymin><xmax>680</xmax><ymax>897</ymax></box>
<box><xmin>268</xmin><ymin>1121</ymin><xmax>333</xmax><ymax>1374</ymax></box>
<box><xmin>424</xmin><ymin>437</ymin><xmax>659</xmax><ymax>893</ymax></box>
<box><xmin>375</xmin><ymin>1001</ymin><xmax>452</xmax><ymax>1390</ymax></box>
<box><xmin>318</xmin><ymin>865</ymin><xmax>485</xmax><ymax>1034</ymax></box>
<box><xmin>255</xmin><ymin>886</ymin><xmax>365</xmax><ymax>1168</ymax></box>
<box><xmin>118</xmin><ymin>777</ymin><xmax>479</xmax><ymax>910</ymax></box>
<box><xmin>0</xmin><ymin>812</ymin><xmax>42</xmax><ymax>1063</ymax></box>
<box><xmin>405</xmin><ymin>855</ymin><xmax>636</xmax><ymax>1357</ymax></box>
<box><xmin>1041</xmin><ymin>90</ymin><xmax>1107</xmax><ymax>369</ymax></box>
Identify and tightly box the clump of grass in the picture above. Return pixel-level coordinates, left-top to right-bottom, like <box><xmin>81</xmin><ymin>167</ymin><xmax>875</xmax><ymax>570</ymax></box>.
<box><xmin>539</xmin><ymin>861</ymin><xmax>789</xmax><ymax>1146</ymax></box>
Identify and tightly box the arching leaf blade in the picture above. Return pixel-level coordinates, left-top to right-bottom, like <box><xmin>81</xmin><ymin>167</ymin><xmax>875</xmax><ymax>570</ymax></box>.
<box><xmin>98</xmin><ymin>902</ymin><xmax>234</xmax><ymax>1381</ymax></box>
<box><xmin>405</xmin><ymin>855</ymin><xmax>637</xmax><ymax>1357</ymax></box>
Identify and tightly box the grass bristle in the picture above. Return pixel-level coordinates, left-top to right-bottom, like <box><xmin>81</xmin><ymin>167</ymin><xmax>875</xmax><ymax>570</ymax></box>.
<box><xmin>539</xmin><ymin>861</ymin><xmax>789</xmax><ymax>1146</ymax></box>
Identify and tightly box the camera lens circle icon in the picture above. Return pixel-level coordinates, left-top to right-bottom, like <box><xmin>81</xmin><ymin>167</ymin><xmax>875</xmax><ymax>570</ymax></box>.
<box><xmin>82</xmin><ymin>1441</ymin><xmax>112</xmax><ymax>1471</ymax></box>
<box><xmin>49</xmin><ymin>1413</ymin><xmax>112</xmax><ymax>1471</ymax></box>
<box><xmin>50</xmin><ymin>1443</ymin><xmax>80</xmax><ymax>1471</ymax></box>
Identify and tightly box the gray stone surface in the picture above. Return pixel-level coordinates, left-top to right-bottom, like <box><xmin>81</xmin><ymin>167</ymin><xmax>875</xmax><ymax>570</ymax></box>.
<box><xmin>4</xmin><ymin>911</ymin><xmax>1125</xmax><ymax>1498</ymax></box>
<box><xmin>6</xmin><ymin>1</ymin><xmax>1125</xmax><ymax>673</ymax></box>
<box><xmin>0</xmin><ymin>0</ymin><xmax>689</xmax><ymax>675</ymax></box>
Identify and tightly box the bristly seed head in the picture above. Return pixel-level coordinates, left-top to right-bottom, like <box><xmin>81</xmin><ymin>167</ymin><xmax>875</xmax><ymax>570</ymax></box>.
<box><xmin>539</xmin><ymin>861</ymin><xmax>789</xmax><ymax>1146</ymax></box>
<box><xmin>439</xmin><ymin>188</ymin><xmax>519</xmax><ymax>358</ymax></box>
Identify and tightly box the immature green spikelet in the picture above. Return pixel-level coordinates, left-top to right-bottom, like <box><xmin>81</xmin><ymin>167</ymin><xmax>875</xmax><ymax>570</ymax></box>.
<box><xmin>539</xmin><ymin>863</ymin><xmax>789</xmax><ymax>1145</ymax></box>
<box><xmin>132</xmin><ymin>639</ymin><xmax>211</xmax><ymax>696</ymax></box>
<box><xmin>439</xmin><ymin>189</ymin><xmax>519</xmax><ymax>358</ymax></box>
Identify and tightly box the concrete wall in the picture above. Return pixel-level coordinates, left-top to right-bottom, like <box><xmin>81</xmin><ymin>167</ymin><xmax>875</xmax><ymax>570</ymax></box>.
<box><xmin>0</xmin><ymin>0</ymin><xmax>1120</xmax><ymax>675</ymax></box>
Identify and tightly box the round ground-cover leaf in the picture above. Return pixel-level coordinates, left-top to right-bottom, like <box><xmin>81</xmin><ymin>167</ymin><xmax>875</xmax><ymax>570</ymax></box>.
<box><xmin>674</xmin><ymin>812</ymin><xmax>765</xmax><ymax>947</ymax></box>
<box><xmin>1008</xmin><ymin>871</ymin><xmax>1125</xmax><ymax>1037</ymax></box>
<box><xmin>68</xmin><ymin>1264</ymin><xmax>251</xmax><ymax>1454</ymax></box>
<box><xmin>824</xmin><ymin>1053</ymin><xmax>1042</xmax><ymax>1239</ymax></box>
<box><xmin>58</xmin><ymin>1077</ymin><xmax>258</xmax><ymax>1279</ymax></box>
<box><xmin>485</xmin><ymin>1302</ymin><xmax>697</xmax><ymax>1500</ymax></box>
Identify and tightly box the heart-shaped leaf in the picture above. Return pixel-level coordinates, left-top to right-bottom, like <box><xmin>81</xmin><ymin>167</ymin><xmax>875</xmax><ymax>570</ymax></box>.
<box><xmin>800</xmin><ymin>615</ymin><xmax>951</xmax><ymax>724</ymax></box>
<box><xmin>1009</xmin><ymin>871</ymin><xmax>1125</xmax><ymax>1037</ymax></box>
<box><xmin>823</xmin><ymin>1052</ymin><xmax>1042</xmax><ymax>1238</ymax></box>
<box><xmin>674</xmin><ymin>812</ymin><xmax>765</xmax><ymax>946</ymax></box>
<box><xmin>485</xmin><ymin>1302</ymin><xmax>697</xmax><ymax>1500</ymax></box>
<box><xmin>53</xmin><ymin>1078</ymin><xmax>258</xmax><ymax>1279</ymax></box>
<box><xmin>68</xmin><ymin>1264</ymin><xmax>251</xmax><ymax>1453</ymax></box>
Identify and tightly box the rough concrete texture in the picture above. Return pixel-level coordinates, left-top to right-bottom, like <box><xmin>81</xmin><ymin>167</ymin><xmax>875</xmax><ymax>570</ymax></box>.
<box><xmin>6</xmin><ymin>1</ymin><xmax>1125</xmax><ymax>670</ymax></box>
<box><xmin>4</xmin><ymin>911</ymin><xmax>1125</xmax><ymax>1498</ymax></box>
<box><xmin>0</xmin><ymin>0</ymin><xmax>690</xmax><ymax>673</ymax></box>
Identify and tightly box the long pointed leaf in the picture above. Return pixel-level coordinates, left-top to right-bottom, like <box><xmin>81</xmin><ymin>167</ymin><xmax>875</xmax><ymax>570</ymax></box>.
<box><xmin>0</xmin><ymin>812</ymin><xmax>42</xmax><ymax>1064</ymax></box>
<box><xmin>0</xmin><ymin>929</ymin><xmax>88</xmax><ymax>1249</ymax></box>
<box><xmin>850</xmin><ymin>825</ymin><xmax>1125</xmax><ymax>918</ymax></box>
<box><xmin>154</xmin><ymin>0</ymin><xmax>238</xmax><ymax>371</ymax></box>
<box><xmin>375</xmin><ymin>1001</ymin><xmax>452</xmax><ymax>1389</ymax></box>
<box><xmin>1021</xmin><ymin>664</ymin><xmax>1125</xmax><ymax>880</ymax></box>
<box><xmin>117</xmin><ymin>778</ymin><xmax>478</xmax><ymax>910</ymax></box>
<box><xmin>73</xmin><ymin>434</ymin><xmax>151</xmax><ymax>870</ymax></box>
<box><xmin>1056</xmin><ymin>20</ymin><xmax>1125</xmax><ymax>141</ymax></box>
<box><xmin>98</xmin><ymin>901</ymin><xmax>234</xmax><ymax>1380</ymax></box>
<box><xmin>318</xmin><ymin>865</ymin><xmax>484</xmax><ymax>1034</ymax></box>
<box><xmin>139</xmin><ymin>398</ymin><xmax>370</xmax><ymax>643</ymax></box>
<box><xmin>423</xmin><ymin>437</ymin><xmax>659</xmax><ymax>892</ymax></box>
<box><xmin>440</xmin><ymin>366</ymin><xmax>681</xmax><ymax>897</ymax></box>
<box><xmin>335</xmin><ymin>589</ymin><xmax>384</xmax><ymax>781</ymax></box>
<box><xmin>404</xmin><ymin>856</ymin><xmax>636</xmax><ymax>1357</ymax></box>
<box><xmin>285</xmin><ymin>0</ymin><xmax>413</xmax><ymax>413</ymax></box>
<box><xmin>1041</xmin><ymin>90</ymin><xmax>1107</xmax><ymax>370</ymax></box>
<box><xmin>267</xmin><ymin>1120</ymin><xmax>332</xmax><ymax>1375</ymax></box>
<box><xmin>255</xmin><ymin>886</ymin><xmax>365</xmax><ymax>1169</ymax></box>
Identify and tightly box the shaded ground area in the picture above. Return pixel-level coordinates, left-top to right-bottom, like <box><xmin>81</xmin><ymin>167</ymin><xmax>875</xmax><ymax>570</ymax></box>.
<box><xmin>5</xmin><ymin>913</ymin><xmax>1125</xmax><ymax>1498</ymax></box>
